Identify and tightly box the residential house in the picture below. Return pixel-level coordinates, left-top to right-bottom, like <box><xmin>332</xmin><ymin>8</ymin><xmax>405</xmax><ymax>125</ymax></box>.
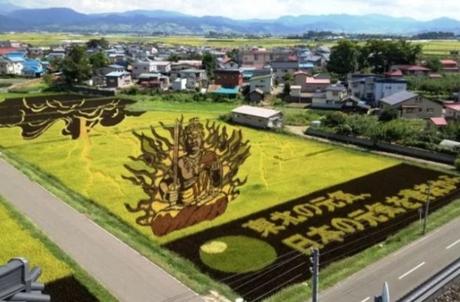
<box><xmin>214</xmin><ymin>69</ymin><xmax>243</xmax><ymax>88</ymax></box>
<box><xmin>373</xmin><ymin>78</ymin><xmax>408</xmax><ymax>105</ymax></box>
<box><xmin>380</xmin><ymin>91</ymin><xmax>443</xmax><ymax>119</ymax></box>
<box><xmin>132</xmin><ymin>61</ymin><xmax>158</xmax><ymax>79</ymax></box>
<box><xmin>311</xmin><ymin>84</ymin><xmax>347</xmax><ymax>109</ymax></box>
<box><xmin>239</xmin><ymin>48</ymin><xmax>272</xmax><ymax>68</ymax></box>
<box><xmin>0</xmin><ymin>57</ymin><xmax>23</xmax><ymax>75</ymax></box>
<box><xmin>208</xmin><ymin>85</ymin><xmax>240</xmax><ymax>98</ymax></box>
<box><xmin>348</xmin><ymin>74</ymin><xmax>407</xmax><ymax>105</ymax></box>
<box><xmin>22</xmin><ymin>59</ymin><xmax>44</xmax><ymax>77</ymax></box>
<box><xmin>172</xmin><ymin>78</ymin><xmax>187</xmax><ymax>91</ymax></box>
<box><xmin>444</xmin><ymin>103</ymin><xmax>460</xmax><ymax>120</ymax></box>
<box><xmin>271</xmin><ymin>61</ymin><xmax>299</xmax><ymax>83</ymax></box>
<box><xmin>231</xmin><ymin>105</ymin><xmax>283</xmax><ymax>129</ymax></box>
<box><xmin>441</xmin><ymin>60</ymin><xmax>459</xmax><ymax>73</ymax></box>
<box><xmin>249</xmin><ymin>73</ymin><xmax>274</xmax><ymax>95</ymax></box>
<box><xmin>391</xmin><ymin>65</ymin><xmax>430</xmax><ymax>76</ymax></box>
<box><xmin>138</xmin><ymin>73</ymin><xmax>170</xmax><ymax>91</ymax></box>
<box><xmin>93</xmin><ymin>64</ymin><xmax>125</xmax><ymax>86</ymax></box>
<box><xmin>177</xmin><ymin>69</ymin><xmax>208</xmax><ymax>90</ymax></box>
<box><xmin>219</xmin><ymin>58</ymin><xmax>239</xmax><ymax>69</ymax></box>
<box><xmin>105</xmin><ymin>71</ymin><xmax>132</xmax><ymax>89</ymax></box>
<box><xmin>152</xmin><ymin>61</ymin><xmax>172</xmax><ymax>74</ymax></box>
<box><xmin>171</xmin><ymin>60</ymin><xmax>203</xmax><ymax>72</ymax></box>
<box><xmin>294</xmin><ymin>72</ymin><xmax>330</xmax><ymax>92</ymax></box>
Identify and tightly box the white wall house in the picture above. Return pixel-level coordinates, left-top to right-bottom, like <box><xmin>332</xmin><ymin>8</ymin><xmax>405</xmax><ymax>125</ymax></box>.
<box><xmin>152</xmin><ymin>61</ymin><xmax>172</xmax><ymax>74</ymax></box>
<box><xmin>0</xmin><ymin>57</ymin><xmax>23</xmax><ymax>75</ymax></box>
<box><xmin>311</xmin><ymin>84</ymin><xmax>347</xmax><ymax>109</ymax></box>
<box><xmin>231</xmin><ymin>105</ymin><xmax>283</xmax><ymax>129</ymax></box>
<box><xmin>249</xmin><ymin>74</ymin><xmax>273</xmax><ymax>95</ymax></box>
<box><xmin>132</xmin><ymin>61</ymin><xmax>158</xmax><ymax>79</ymax></box>
<box><xmin>172</xmin><ymin>78</ymin><xmax>187</xmax><ymax>91</ymax></box>
<box><xmin>373</xmin><ymin>78</ymin><xmax>408</xmax><ymax>104</ymax></box>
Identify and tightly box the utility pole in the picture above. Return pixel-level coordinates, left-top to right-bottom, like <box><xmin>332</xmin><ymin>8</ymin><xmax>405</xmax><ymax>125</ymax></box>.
<box><xmin>310</xmin><ymin>248</ymin><xmax>319</xmax><ymax>302</ymax></box>
<box><xmin>422</xmin><ymin>182</ymin><xmax>432</xmax><ymax>235</ymax></box>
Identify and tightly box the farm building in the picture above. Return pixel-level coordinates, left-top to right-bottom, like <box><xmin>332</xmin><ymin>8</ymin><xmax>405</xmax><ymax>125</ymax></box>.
<box><xmin>231</xmin><ymin>105</ymin><xmax>283</xmax><ymax>129</ymax></box>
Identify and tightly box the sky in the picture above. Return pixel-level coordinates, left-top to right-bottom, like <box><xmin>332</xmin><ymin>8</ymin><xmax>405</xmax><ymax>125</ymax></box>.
<box><xmin>6</xmin><ymin>0</ymin><xmax>460</xmax><ymax>21</ymax></box>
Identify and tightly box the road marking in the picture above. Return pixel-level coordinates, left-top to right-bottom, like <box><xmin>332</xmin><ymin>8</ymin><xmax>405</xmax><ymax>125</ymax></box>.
<box><xmin>446</xmin><ymin>239</ymin><xmax>460</xmax><ymax>250</ymax></box>
<box><xmin>398</xmin><ymin>262</ymin><xmax>425</xmax><ymax>280</ymax></box>
<box><xmin>360</xmin><ymin>297</ymin><xmax>370</xmax><ymax>302</ymax></box>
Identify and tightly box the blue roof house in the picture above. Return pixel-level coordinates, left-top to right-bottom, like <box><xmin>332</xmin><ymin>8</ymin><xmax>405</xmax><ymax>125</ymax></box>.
<box><xmin>22</xmin><ymin>59</ymin><xmax>44</xmax><ymax>77</ymax></box>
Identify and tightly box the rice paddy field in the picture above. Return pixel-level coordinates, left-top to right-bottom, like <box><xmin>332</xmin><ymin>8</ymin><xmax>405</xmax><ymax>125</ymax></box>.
<box><xmin>2</xmin><ymin>94</ymin><xmax>460</xmax><ymax>301</ymax></box>
<box><xmin>1</xmin><ymin>32</ymin><xmax>459</xmax><ymax>55</ymax></box>
<box><xmin>0</xmin><ymin>95</ymin><xmax>398</xmax><ymax>244</ymax></box>
<box><xmin>0</xmin><ymin>197</ymin><xmax>115</xmax><ymax>301</ymax></box>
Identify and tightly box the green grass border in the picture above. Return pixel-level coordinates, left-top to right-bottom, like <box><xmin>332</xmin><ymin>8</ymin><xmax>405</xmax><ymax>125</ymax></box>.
<box><xmin>0</xmin><ymin>196</ymin><xmax>117</xmax><ymax>302</ymax></box>
<box><xmin>0</xmin><ymin>149</ymin><xmax>239</xmax><ymax>300</ymax></box>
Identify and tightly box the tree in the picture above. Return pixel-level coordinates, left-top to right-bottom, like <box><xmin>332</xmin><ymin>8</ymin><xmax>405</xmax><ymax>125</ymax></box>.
<box><xmin>226</xmin><ymin>49</ymin><xmax>239</xmax><ymax>61</ymax></box>
<box><xmin>361</xmin><ymin>39</ymin><xmax>422</xmax><ymax>73</ymax></box>
<box><xmin>379</xmin><ymin>107</ymin><xmax>399</xmax><ymax>122</ymax></box>
<box><xmin>86</xmin><ymin>38</ymin><xmax>109</xmax><ymax>49</ymax></box>
<box><xmin>426</xmin><ymin>58</ymin><xmax>442</xmax><ymax>72</ymax></box>
<box><xmin>89</xmin><ymin>52</ymin><xmax>110</xmax><ymax>69</ymax></box>
<box><xmin>62</xmin><ymin>45</ymin><xmax>92</xmax><ymax>85</ymax></box>
<box><xmin>282</xmin><ymin>72</ymin><xmax>294</xmax><ymax>84</ymax></box>
<box><xmin>202</xmin><ymin>52</ymin><xmax>217</xmax><ymax>80</ymax></box>
<box><xmin>168</xmin><ymin>54</ymin><xmax>180</xmax><ymax>62</ymax></box>
<box><xmin>327</xmin><ymin>40</ymin><xmax>360</xmax><ymax>77</ymax></box>
<box><xmin>283</xmin><ymin>82</ymin><xmax>291</xmax><ymax>95</ymax></box>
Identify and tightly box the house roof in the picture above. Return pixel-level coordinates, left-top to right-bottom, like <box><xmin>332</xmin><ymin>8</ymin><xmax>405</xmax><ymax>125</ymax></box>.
<box><xmin>326</xmin><ymin>84</ymin><xmax>346</xmax><ymax>92</ymax></box>
<box><xmin>445</xmin><ymin>103</ymin><xmax>460</xmax><ymax>111</ymax></box>
<box><xmin>440</xmin><ymin>139</ymin><xmax>460</xmax><ymax>148</ymax></box>
<box><xmin>215</xmin><ymin>86</ymin><xmax>240</xmax><ymax>95</ymax></box>
<box><xmin>375</xmin><ymin>77</ymin><xmax>407</xmax><ymax>84</ymax></box>
<box><xmin>138</xmin><ymin>73</ymin><xmax>164</xmax><ymax>79</ymax></box>
<box><xmin>271</xmin><ymin>61</ymin><xmax>299</xmax><ymax>69</ymax></box>
<box><xmin>441</xmin><ymin>60</ymin><xmax>457</xmax><ymax>65</ymax></box>
<box><xmin>385</xmin><ymin>69</ymin><xmax>403</xmax><ymax>77</ymax></box>
<box><xmin>106</xmin><ymin>71</ymin><xmax>130</xmax><ymax>77</ymax></box>
<box><xmin>0</xmin><ymin>47</ymin><xmax>18</xmax><ymax>56</ymax></box>
<box><xmin>250</xmin><ymin>73</ymin><xmax>272</xmax><ymax>81</ymax></box>
<box><xmin>430</xmin><ymin>117</ymin><xmax>448</xmax><ymax>126</ymax></box>
<box><xmin>306</xmin><ymin>77</ymin><xmax>330</xmax><ymax>85</ymax></box>
<box><xmin>232</xmin><ymin>105</ymin><xmax>281</xmax><ymax>119</ymax></box>
<box><xmin>380</xmin><ymin>91</ymin><xmax>418</xmax><ymax>106</ymax></box>
<box><xmin>108</xmin><ymin>64</ymin><xmax>125</xmax><ymax>69</ymax></box>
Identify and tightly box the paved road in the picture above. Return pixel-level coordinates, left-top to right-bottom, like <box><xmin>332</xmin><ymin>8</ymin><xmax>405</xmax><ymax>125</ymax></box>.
<box><xmin>0</xmin><ymin>158</ymin><xmax>202</xmax><ymax>302</ymax></box>
<box><xmin>320</xmin><ymin>215</ymin><xmax>460</xmax><ymax>302</ymax></box>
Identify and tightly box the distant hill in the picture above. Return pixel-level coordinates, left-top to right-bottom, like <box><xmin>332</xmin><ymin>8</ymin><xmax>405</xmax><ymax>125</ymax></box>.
<box><xmin>0</xmin><ymin>0</ymin><xmax>23</xmax><ymax>13</ymax></box>
<box><xmin>0</xmin><ymin>7</ymin><xmax>459</xmax><ymax>35</ymax></box>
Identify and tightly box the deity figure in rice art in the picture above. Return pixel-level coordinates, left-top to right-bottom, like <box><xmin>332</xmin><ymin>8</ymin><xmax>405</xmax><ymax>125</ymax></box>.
<box><xmin>124</xmin><ymin>117</ymin><xmax>251</xmax><ymax>236</ymax></box>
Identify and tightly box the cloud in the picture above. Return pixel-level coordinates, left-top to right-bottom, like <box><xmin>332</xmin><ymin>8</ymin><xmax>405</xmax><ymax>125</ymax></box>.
<box><xmin>12</xmin><ymin>0</ymin><xmax>460</xmax><ymax>20</ymax></box>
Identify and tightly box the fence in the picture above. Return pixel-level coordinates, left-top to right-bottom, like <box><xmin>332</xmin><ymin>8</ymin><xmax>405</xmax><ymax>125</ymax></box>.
<box><xmin>0</xmin><ymin>258</ymin><xmax>50</xmax><ymax>302</ymax></box>
<box><xmin>306</xmin><ymin>128</ymin><xmax>457</xmax><ymax>165</ymax></box>
<box><xmin>398</xmin><ymin>258</ymin><xmax>460</xmax><ymax>302</ymax></box>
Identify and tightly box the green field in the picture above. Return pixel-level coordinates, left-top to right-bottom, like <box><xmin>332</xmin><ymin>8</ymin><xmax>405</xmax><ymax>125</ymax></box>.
<box><xmin>5</xmin><ymin>94</ymin><xmax>460</xmax><ymax>301</ymax></box>
<box><xmin>0</xmin><ymin>32</ymin><xmax>311</xmax><ymax>48</ymax></box>
<box><xmin>0</xmin><ymin>197</ymin><xmax>115</xmax><ymax>301</ymax></box>
<box><xmin>1</xmin><ymin>33</ymin><xmax>459</xmax><ymax>56</ymax></box>
<box><xmin>0</xmin><ymin>97</ymin><xmax>398</xmax><ymax>245</ymax></box>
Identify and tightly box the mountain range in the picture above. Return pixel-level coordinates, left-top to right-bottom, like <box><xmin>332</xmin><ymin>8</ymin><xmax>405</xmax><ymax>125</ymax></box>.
<box><xmin>0</xmin><ymin>3</ymin><xmax>460</xmax><ymax>35</ymax></box>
